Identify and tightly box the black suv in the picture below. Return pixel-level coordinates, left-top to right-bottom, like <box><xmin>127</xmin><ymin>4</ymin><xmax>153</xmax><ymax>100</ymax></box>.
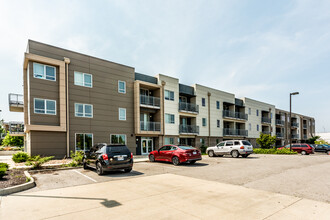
<box><xmin>83</xmin><ymin>144</ymin><xmax>133</xmax><ymax>175</ymax></box>
<box><xmin>313</xmin><ymin>144</ymin><xmax>330</xmax><ymax>154</ymax></box>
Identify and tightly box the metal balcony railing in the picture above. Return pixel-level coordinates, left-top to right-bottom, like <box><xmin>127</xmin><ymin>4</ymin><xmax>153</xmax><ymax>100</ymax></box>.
<box><xmin>179</xmin><ymin>125</ymin><xmax>199</xmax><ymax>134</ymax></box>
<box><xmin>8</xmin><ymin>122</ymin><xmax>24</xmax><ymax>134</ymax></box>
<box><xmin>291</xmin><ymin>134</ymin><xmax>299</xmax><ymax>139</ymax></box>
<box><xmin>261</xmin><ymin>117</ymin><xmax>271</xmax><ymax>124</ymax></box>
<box><xmin>140</xmin><ymin>95</ymin><xmax>160</xmax><ymax>108</ymax></box>
<box><xmin>276</xmin><ymin>119</ymin><xmax>284</xmax><ymax>126</ymax></box>
<box><xmin>291</xmin><ymin>122</ymin><xmax>299</xmax><ymax>127</ymax></box>
<box><xmin>262</xmin><ymin>131</ymin><xmax>271</xmax><ymax>135</ymax></box>
<box><xmin>140</xmin><ymin>121</ymin><xmax>161</xmax><ymax>132</ymax></box>
<box><xmin>303</xmin><ymin>124</ymin><xmax>307</xmax><ymax>129</ymax></box>
<box><xmin>276</xmin><ymin>133</ymin><xmax>284</xmax><ymax>138</ymax></box>
<box><xmin>178</xmin><ymin>102</ymin><xmax>199</xmax><ymax>113</ymax></box>
<box><xmin>223</xmin><ymin>128</ymin><xmax>248</xmax><ymax>136</ymax></box>
<box><xmin>8</xmin><ymin>93</ymin><xmax>23</xmax><ymax>106</ymax></box>
<box><xmin>222</xmin><ymin>110</ymin><xmax>248</xmax><ymax>120</ymax></box>
<box><xmin>303</xmin><ymin>135</ymin><xmax>307</xmax><ymax>139</ymax></box>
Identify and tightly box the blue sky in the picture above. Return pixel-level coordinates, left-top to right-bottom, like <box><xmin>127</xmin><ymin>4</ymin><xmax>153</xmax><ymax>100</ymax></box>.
<box><xmin>0</xmin><ymin>0</ymin><xmax>329</xmax><ymax>132</ymax></box>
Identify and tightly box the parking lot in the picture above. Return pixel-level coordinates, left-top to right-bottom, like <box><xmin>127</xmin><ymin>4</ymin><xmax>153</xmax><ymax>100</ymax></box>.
<box><xmin>25</xmin><ymin>153</ymin><xmax>330</xmax><ymax>203</ymax></box>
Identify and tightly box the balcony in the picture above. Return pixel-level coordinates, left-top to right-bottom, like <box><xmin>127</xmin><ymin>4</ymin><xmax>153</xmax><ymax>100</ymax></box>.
<box><xmin>291</xmin><ymin>134</ymin><xmax>299</xmax><ymax>139</ymax></box>
<box><xmin>223</xmin><ymin>128</ymin><xmax>248</xmax><ymax>136</ymax></box>
<box><xmin>140</xmin><ymin>121</ymin><xmax>161</xmax><ymax>132</ymax></box>
<box><xmin>303</xmin><ymin>135</ymin><xmax>307</xmax><ymax>139</ymax></box>
<box><xmin>223</xmin><ymin>110</ymin><xmax>248</xmax><ymax>120</ymax></box>
<box><xmin>179</xmin><ymin>125</ymin><xmax>199</xmax><ymax>135</ymax></box>
<box><xmin>140</xmin><ymin>95</ymin><xmax>160</xmax><ymax>109</ymax></box>
<box><xmin>303</xmin><ymin>124</ymin><xmax>307</xmax><ymax>129</ymax></box>
<box><xmin>276</xmin><ymin>133</ymin><xmax>284</xmax><ymax>138</ymax></box>
<box><xmin>178</xmin><ymin>102</ymin><xmax>199</xmax><ymax>114</ymax></box>
<box><xmin>262</xmin><ymin>131</ymin><xmax>271</xmax><ymax>135</ymax></box>
<box><xmin>8</xmin><ymin>93</ymin><xmax>24</xmax><ymax>112</ymax></box>
<box><xmin>261</xmin><ymin>117</ymin><xmax>271</xmax><ymax>124</ymax></box>
<box><xmin>291</xmin><ymin>122</ymin><xmax>299</xmax><ymax>128</ymax></box>
<box><xmin>276</xmin><ymin>119</ymin><xmax>284</xmax><ymax>126</ymax></box>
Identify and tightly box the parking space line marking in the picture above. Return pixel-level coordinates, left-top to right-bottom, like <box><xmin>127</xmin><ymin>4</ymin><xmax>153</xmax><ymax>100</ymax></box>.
<box><xmin>72</xmin><ymin>170</ymin><xmax>97</xmax><ymax>182</ymax></box>
<box><xmin>146</xmin><ymin>163</ymin><xmax>181</xmax><ymax>170</ymax></box>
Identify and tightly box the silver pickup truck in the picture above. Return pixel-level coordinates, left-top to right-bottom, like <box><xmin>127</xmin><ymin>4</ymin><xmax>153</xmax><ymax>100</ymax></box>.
<box><xmin>206</xmin><ymin>140</ymin><xmax>253</xmax><ymax>158</ymax></box>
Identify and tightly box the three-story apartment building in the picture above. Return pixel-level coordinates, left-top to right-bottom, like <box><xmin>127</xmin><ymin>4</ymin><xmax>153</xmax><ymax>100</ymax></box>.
<box><xmin>9</xmin><ymin>40</ymin><xmax>316</xmax><ymax>157</ymax></box>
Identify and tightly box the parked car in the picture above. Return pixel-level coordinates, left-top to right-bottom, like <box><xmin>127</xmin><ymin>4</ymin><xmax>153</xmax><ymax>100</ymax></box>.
<box><xmin>206</xmin><ymin>140</ymin><xmax>253</xmax><ymax>158</ymax></box>
<box><xmin>278</xmin><ymin>143</ymin><xmax>314</xmax><ymax>155</ymax></box>
<box><xmin>83</xmin><ymin>143</ymin><xmax>133</xmax><ymax>175</ymax></box>
<box><xmin>149</xmin><ymin>145</ymin><xmax>202</xmax><ymax>166</ymax></box>
<box><xmin>313</xmin><ymin>144</ymin><xmax>330</xmax><ymax>154</ymax></box>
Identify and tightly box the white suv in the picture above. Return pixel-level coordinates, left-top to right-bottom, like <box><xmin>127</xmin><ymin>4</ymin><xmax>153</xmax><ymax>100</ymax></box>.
<box><xmin>206</xmin><ymin>140</ymin><xmax>253</xmax><ymax>158</ymax></box>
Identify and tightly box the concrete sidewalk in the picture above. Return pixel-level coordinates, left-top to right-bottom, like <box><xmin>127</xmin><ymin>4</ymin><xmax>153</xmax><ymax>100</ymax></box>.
<box><xmin>1</xmin><ymin>173</ymin><xmax>330</xmax><ymax>220</ymax></box>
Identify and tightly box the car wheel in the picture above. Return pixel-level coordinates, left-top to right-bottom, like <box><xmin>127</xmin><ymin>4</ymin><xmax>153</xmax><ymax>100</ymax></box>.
<box><xmin>242</xmin><ymin>154</ymin><xmax>249</xmax><ymax>158</ymax></box>
<box><xmin>208</xmin><ymin>150</ymin><xmax>215</xmax><ymax>157</ymax></box>
<box><xmin>96</xmin><ymin>162</ymin><xmax>104</xmax><ymax>175</ymax></box>
<box><xmin>301</xmin><ymin>151</ymin><xmax>307</xmax><ymax>155</ymax></box>
<box><xmin>190</xmin><ymin>160</ymin><xmax>196</xmax><ymax>164</ymax></box>
<box><xmin>326</xmin><ymin>151</ymin><xmax>330</xmax><ymax>155</ymax></box>
<box><xmin>124</xmin><ymin>168</ymin><xmax>132</xmax><ymax>173</ymax></box>
<box><xmin>231</xmin><ymin>150</ymin><xmax>239</xmax><ymax>158</ymax></box>
<box><xmin>172</xmin><ymin>156</ymin><xmax>180</xmax><ymax>166</ymax></box>
<box><xmin>83</xmin><ymin>159</ymin><xmax>88</xmax><ymax>170</ymax></box>
<box><xmin>149</xmin><ymin>154</ymin><xmax>155</xmax><ymax>162</ymax></box>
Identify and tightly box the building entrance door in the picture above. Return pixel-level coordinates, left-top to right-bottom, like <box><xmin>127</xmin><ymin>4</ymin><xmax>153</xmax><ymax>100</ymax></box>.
<box><xmin>141</xmin><ymin>138</ymin><xmax>153</xmax><ymax>155</ymax></box>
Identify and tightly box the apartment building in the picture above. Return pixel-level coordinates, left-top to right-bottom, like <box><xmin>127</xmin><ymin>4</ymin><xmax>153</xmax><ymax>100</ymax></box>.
<box><xmin>8</xmin><ymin>40</ymin><xmax>315</xmax><ymax>157</ymax></box>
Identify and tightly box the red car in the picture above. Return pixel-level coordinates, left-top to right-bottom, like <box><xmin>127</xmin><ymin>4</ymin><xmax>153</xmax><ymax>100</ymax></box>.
<box><xmin>149</xmin><ymin>145</ymin><xmax>202</xmax><ymax>165</ymax></box>
<box><xmin>278</xmin><ymin>143</ymin><xmax>314</xmax><ymax>155</ymax></box>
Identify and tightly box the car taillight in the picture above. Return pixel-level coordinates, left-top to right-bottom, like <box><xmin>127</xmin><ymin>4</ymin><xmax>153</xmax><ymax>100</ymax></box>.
<box><xmin>102</xmin><ymin>154</ymin><xmax>108</xmax><ymax>160</ymax></box>
<box><xmin>240</xmin><ymin>146</ymin><xmax>245</xmax><ymax>149</ymax></box>
<box><xmin>131</xmin><ymin>153</ymin><xmax>133</xmax><ymax>158</ymax></box>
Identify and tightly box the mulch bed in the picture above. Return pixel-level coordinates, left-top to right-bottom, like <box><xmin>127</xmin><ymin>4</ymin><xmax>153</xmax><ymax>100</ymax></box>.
<box><xmin>0</xmin><ymin>169</ymin><xmax>27</xmax><ymax>189</ymax></box>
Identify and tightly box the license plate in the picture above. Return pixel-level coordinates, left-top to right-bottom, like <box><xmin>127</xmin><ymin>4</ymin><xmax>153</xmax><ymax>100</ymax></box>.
<box><xmin>193</xmin><ymin>152</ymin><xmax>197</xmax><ymax>155</ymax></box>
<box><xmin>117</xmin><ymin>155</ymin><xmax>124</xmax><ymax>161</ymax></box>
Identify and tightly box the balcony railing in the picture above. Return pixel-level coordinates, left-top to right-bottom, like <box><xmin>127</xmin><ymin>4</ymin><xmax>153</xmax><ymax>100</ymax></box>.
<box><xmin>140</xmin><ymin>121</ymin><xmax>161</xmax><ymax>132</ymax></box>
<box><xmin>8</xmin><ymin>93</ymin><xmax>24</xmax><ymax>112</ymax></box>
<box><xmin>223</xmin><ymin>128</ymin><xmax>248</xmax><ymax>136</ymax></box>
<box><xmin>303</xmin><ymin>124</ymin><xmax>307</xmax><ymax>129</ymax></box>
<box><xmin>223</xmin><ymin>110</ymin><xmax>248</xmax><ymax>120</ymax></box>
<box><xmin>303</xmin><ymin>135</ymin><xmax>307</xmax><ymax>139</ymax></box>
<box><xmin>178</xmin><ymin>102</ymin><xmax>199</xmax><ymax>114</ymax></box>
<box><xmin>8</xmin><ymin>122</ymin><xmax>24</xmax><ymax>134</ymax></box>
<box><xmin>276</xmin><ymin>133</ymin><xmax>284</xmax><ymax>138</ymax></box>
<box><xmin>140</xmin><ymin>95</ymin><xmax>160</xmax><ymax>108</ymax></box>
<box><xmin>261</xmin><ymin>117</ymin><xmax>271</xmax><ymax>124</ymax></box>
<box><xmin>179</xmin><ymin>125</ymin><xmax>199</xmax><ymax>134</ymax></box>
<box><xmin>291</xmin><ymin>122</ymin><xmax>299</xmax><ymax>127</ymax></box>
<box><xmin>262</xmin><ymin>131</ymin><xmax>271</xmax><ymax>135</ymax></box>
<box><xmin>276</xmin><ymin>119</ymin><xmax>284</xmax><ymax>126</ymax></box>
<box><xmin>291</xmin><ymin>134</ymin><xmax>299</xmax><ymax>139</ymax></box>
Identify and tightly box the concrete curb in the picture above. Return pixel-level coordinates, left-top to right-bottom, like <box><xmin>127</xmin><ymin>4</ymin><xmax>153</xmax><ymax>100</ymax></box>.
<box><xmin>28</xmin><ymin>166</ymin><xmax>82</xmax><ymax>174</ymax></box>
<box><xmin>134</xmin><ymin>159</ymin><xmax>149</xmax><ymax>163</ymax></box>
<box><xmin>0</xmin><ymin>171</ymin><xmax>35</xmax><ymax>196</ymax></box>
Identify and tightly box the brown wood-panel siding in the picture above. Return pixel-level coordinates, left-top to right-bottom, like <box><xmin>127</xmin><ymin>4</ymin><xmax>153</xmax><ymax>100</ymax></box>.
<box><xmin>30</xmin><ymin>131</ymin><xmax>66</xmax><ymax>158</ymax></box>
<box><xmin>28</xmin><ymin>40</ymin><xmax>136</xmax><ymax>154</ymax></box>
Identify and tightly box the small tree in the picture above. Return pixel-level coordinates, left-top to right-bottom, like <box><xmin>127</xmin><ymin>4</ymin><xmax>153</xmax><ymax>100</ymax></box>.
<box><xmin>306</xmin><ymin>136</ymin><xmax>320</xmax><ymax>144</ymax></box>
<box><xmin>2</xmin><ymin>132</ymin><xmax>24</xmax><ymax>147</ymax></box>
<box><xmin>256</xmin><ymin>133</ymin><xmax>276</xmax><ymax>149</ymax></box>
<box><xmin>315</xmin><ymin>139</ymin><xmax>329</xmax><ymax>145</ymax></box>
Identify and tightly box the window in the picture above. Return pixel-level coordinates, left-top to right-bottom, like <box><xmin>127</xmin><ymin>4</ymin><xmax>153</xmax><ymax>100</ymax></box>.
<box><xmin>249</xmin><ymin>108</ymin><xmax>251</xmax><ymax>115</ymax></box>
<box><xmin>202</xmin><ymin>98</ymin><xmax>206</xmax><ymax>107</ymax></box>
<box><xmin>110</xmin><ymin>134</ymin><xmax>126</xmax><ymax>144</ymax></box>
<box><xmin>75</xmin><ymin>133</ymin><xmax>93</xmax><ymax>151</ymax></box>
<box><xmin>249</xmin><ymin>123</ymin><xmax>251</xmax><ymax>131</ymax></box>
<box><xmin>200</xmin><ymin>138</ymin><xmax>205</xmax><ymax>144</ymax></box>
<box><xmin>75</xmin><ymin>103</ymin><xmax>93</xmax><ymax>118</ymax></box>
<box><xmin>165</xmin><ymin>114</ymin><xmax>175</xmax><ymax>124</ymax></box>
<box><xmin>218</xmin><ymin>142</ymin><xmax>225</xmax><ymax>147</ymax></box>
<box><xmin>256</xmin><ymin>109</ymin><xmax>259</xmax><ymax>116</ymax></box>
<box><xmin>202</xmin><ymin>118</ymin><xmax>207</xmax><ymax>126</ymax></box>
<box><xmin>33</xmin><ymin>62</ymin><xmax>56</xmax><ymax>81</ymax></box>
<box><xmin>217</xmin><ymin>120</ymin><xmax>220</xmax><ymax>128</ymax></box>
<box><xmin>226</xmin><ymin>141</ymin><xmax>233</xmax><ymax>146</ymax></box>
<box><xmin>118</xmin><ymin>80</ymin><xmax>126</xmax><ymax>94</ymax></box>
<box><xmin>216</xmin><ymin>139</ymin><xmax>219</xmax><ymax>144</ymax></box>
<box><xmin>234</xmin><ymin>141</ymin><xmax>240</xmax><ymax>145</ymax></box>
<box><xmin>74</xmin><ymin>71</ymin><xmax>92</xmax><ymax>88</ymax></box>
<box><xmin>119</xmin><ymin>108</ymin><xmax>126</xmax><ymax>120</ymax></box>
<box><xmin>216</xmin><ymin>101</ymin><xmax>220</xmax><ymax>109</ymax></box>
<box><xmin>34</xmin><ymin>98</ymin><xmax>56</xmax><ymax>115</ymax></box>
<box><xmin>165</xmin><ymin>90</ymin><xmax>174</xmax><ymax>101</ymax></box>
<box><xmin>257</xmin><ymin>124</ymin><xmax>259</xmax><ymax>131</ymax></box>
<box><xmin>165</xmin><ymin>137</ymin><xmax>174</xmax><ymax>145</ymax></box>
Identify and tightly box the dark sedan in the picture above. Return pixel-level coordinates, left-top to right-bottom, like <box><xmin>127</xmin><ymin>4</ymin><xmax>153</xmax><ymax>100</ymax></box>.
<box><xmin>313</xmin><ymin>144</ymin><xmax>330</xmax><ymax>154</ymax></box>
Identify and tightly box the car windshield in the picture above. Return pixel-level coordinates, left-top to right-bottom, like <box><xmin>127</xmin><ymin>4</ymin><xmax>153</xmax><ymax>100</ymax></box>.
<box><xmin>106</xmin><ymin>145</ymin><xmax>130</xmax><ymax>154</ymax></box>
<box><xmin>178</xmin><ymin>146</ymin><xmax>195</xmax><ymax>150</ymax></box>
<box><xmin>242</xmin><ymin>141</ymin><xmax>251</xmax><ymax>146</ymax></box>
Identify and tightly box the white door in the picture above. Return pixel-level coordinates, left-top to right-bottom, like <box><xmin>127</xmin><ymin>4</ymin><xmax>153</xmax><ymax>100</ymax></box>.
<box><xmin>141</xmin><ymin>138</ymin><xmax>153</xmax><ymax>155</ymax></box>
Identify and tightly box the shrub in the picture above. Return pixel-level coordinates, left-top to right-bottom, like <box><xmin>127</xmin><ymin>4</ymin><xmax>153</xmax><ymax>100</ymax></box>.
<box><xmin>0</xmin><ymin>167</ymin><xmax>7</xmax><ymax>179</ymax></box>
<box><xmin>26</xmin><ymin>177</ymin><xmax>31</xmax><ymax>182</ymax></box>
<box><xmin>25</xmin><ymin>155</ymin><xmax>54</xmax><ymax>169</ymax></box>
<box><xmin>71</xmin><ymin>150</ymin><xmax>84</xmax><ymax>165</ymax></box>
<box><xmin>256</xmin><ymin>133</ymin><xmax>277</xmax><ymax>149</ymax></box>
<box><xmin>253</xmin><ymin>148</ymin><xmax>297</xmax><ymax>154</ymax></box>
<box><xmin>199</xmin><ymin>146</ymin><xmax>207</xmax><ymax>154</ymax></box>
<box><xmin>2</xmin><ymin>132</ymin><xmax>24</xmax><ymax>147</ymax></box>
<box><xmin>0</xmin><ymin>162</ymin><xmax>9</xmax><ymax>169</ymax></box>
<box><xmin>12</xmin><ymin>152</ymin><xmax>30</xmax><ymax>163</ymax></box>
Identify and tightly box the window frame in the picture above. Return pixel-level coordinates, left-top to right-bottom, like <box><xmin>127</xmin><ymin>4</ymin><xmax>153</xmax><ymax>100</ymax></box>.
<box><xmin>216</xmin><ymin>101</ymin><xmax>220</xmax><ymax>109</ymax></box>
<box><xmin>202</xmin><ymin>118</ymin><xmax>207</xmax><ymax>127</ymax></box>
<box><xmin>34</xmin><ymin>98</ymin><xmax>56</xmax><ymax>115</ymax></box>
<box><xmin>119</xmin><ymin>108</ymin><xmax>127</xmax><ymax>121</ymax></box>
<box><xmin>118</xmin><ymin>80</ymin><xmax>126</xmax><ymax>94</ymax></box>
<box><xmin>75</xmin><ymin>103</ymin><xmax>93</xmax><ymax>118</ymax></box>
<box><xmin>202</xmin><ymin>98</ymin><xmax>206</xmax><ymax>107</ymax></box>
<box><xmin>165</xmin><ymin>90</ymin><xmax>174</xmax><ymax>101</ymax></box>
<box><xmin>165</xmin><ymin>137</ymin><xmax>175</xmax><ymax>145</ymax></box>
<box><xmin>165</xmin><ymin>113</ymin><xmax>175</xmax><ymax>124</ymax></box>
<box><xmin>256</xmin><ymin>109</ymin><xmax>259</xmax><ymax>116</ymax></box>
<box><xmin>75</xmin><ymin>133</ymin><xmax>93</xmax><ymax>152</ymax></box>
<box><xmin>33</xmin><ymin>62</ymin><xmax>56</xmax><ymax>81</ymax></box>
<box><xmin>217</xmin><ymin>119</ymin><xmax>220</xmax><ymax>128</ymax></box>
<box><xmin>110</xmin><ymin>134</ymin><xmax>127</xmax><ymax>144</ymax></box>
<box><xmin>74</xmin><ymin>71</ymin><xmax>93</xmax><ymax>88</ymax></box>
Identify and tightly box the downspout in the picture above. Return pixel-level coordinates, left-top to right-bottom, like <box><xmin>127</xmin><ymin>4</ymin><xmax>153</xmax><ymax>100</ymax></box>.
<box><xmin>64</xmin><ymin>58</ymin><xmax>71</xmax><ymax>157</ymax></box>
<box><xmin>161</xmin><ymin>81</ymin><xmax>166</xmax><ymax>146</ymax></box>
<box><xmin>208</xmin><ymin>92</ymin><xmax>211</xmax><ymax>146</ymax></box>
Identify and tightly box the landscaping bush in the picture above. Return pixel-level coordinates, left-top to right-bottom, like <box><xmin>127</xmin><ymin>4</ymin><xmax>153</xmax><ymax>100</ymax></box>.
<box><xmin>0</xmin><ymin>167</ymin><xmax>7</xmax><ymax>179</ymax></box>
<box><xmin>253</xmin><ymin>148</ymin><xmax>297</xmax><ymax>154</ymax></box>
<box><xmin>0</xmin><ymin>162</ymin><xmax>9</xmax><ymax>169</ymax></box>
<box><xmin>25</xmin><ymin>155</ymin><xmax>54</xmax><ymax>169</ymax></box>
<box><xmin>12</xmin><ymin>152</ymin><xmax>30</xmax><ymax>163</ymax></box>
<box><xmin>2</xmin><ymin>132</ymin><xmax>24</xmax><ymax>147</ymax></box>
<box><xmin>199</xmin><ymin>146</ymin><xmax>207</xmax><ymax>154</ymax></box>
<box><xmin>71</xmin><ymin>150</ymin><xmax>84</xmax><ymax>165</ymax></box>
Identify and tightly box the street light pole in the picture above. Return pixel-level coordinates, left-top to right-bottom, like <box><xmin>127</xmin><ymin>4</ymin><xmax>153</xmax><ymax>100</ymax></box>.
<box><xmin>289</xmin><ymin>92</ymin><xmax>299</xmax><ymax>151</ymax></box>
